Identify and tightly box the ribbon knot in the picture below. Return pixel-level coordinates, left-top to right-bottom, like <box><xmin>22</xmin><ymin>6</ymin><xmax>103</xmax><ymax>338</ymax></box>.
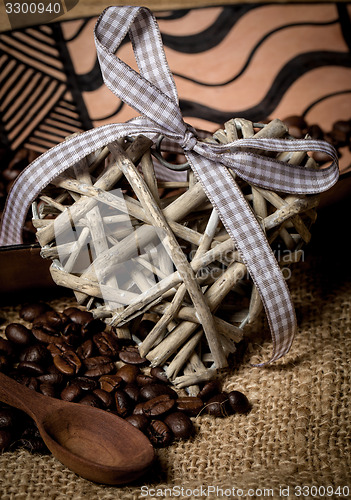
<box><xmin>181</xmin><ymin>125</ymin><xmax>198</xmax><ymax>152</ymax></box>
<box><xmin>0</xmin><ymin>6</ymin><xmax>339</xmax><ymax>366</ymax></box>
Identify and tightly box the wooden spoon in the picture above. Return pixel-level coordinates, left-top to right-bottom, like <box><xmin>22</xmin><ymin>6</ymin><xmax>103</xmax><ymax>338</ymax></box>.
<box><xmin>0</xmin><ymin>372</ymin><xmax>155</xmax><ymax>484</ymax></box>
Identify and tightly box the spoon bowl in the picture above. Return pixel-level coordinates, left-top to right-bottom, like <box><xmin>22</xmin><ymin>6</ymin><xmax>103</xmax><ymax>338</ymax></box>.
<box><xmin>0</xmin><ymin>372</ymin><xmax>154</xmax><ymax>484</ymax></box>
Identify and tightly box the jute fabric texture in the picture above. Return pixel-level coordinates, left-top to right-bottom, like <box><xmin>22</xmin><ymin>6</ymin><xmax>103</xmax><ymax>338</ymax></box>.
<box><xmin>0</xmin><ymin>246</ymin><xmax>350</xmax><ymax>499</ymax></box>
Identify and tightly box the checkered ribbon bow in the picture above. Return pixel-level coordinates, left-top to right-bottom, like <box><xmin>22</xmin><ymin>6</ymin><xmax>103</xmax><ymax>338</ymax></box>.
<box><xmin>0</xmin><ymin>6</ymin><xmax>339</xmax><ymax>363</ymax></box>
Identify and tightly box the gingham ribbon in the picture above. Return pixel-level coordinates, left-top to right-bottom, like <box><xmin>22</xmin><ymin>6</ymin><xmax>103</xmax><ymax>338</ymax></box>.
<box><xmin>0</xmin><ymin>6</ymin><xmax>339</xmax><ymax>363</ymax></box>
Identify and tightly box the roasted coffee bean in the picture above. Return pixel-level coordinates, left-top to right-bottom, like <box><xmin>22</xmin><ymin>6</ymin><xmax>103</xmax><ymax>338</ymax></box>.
<box><xmin>123</xmin><ymin>383</ymin><xmax>140</xmax><ymax>403</ymax></box>
<box><xmin>61</xmin><ymin>322</ymin><xmax>81</xmax><ymax>346</ymax></box>
<box><xmin>76</xmin><ymin>339</ymin><xmax>94</xmax><ymax>359</ymax></box>
<box><xmin>99</xmin><ymin>374</ymin><xmax>123</xmax><ymax>393</ymax></box>
<box><xmin>118</xmin><ymin>346</ymin><xmax>146</xmax><ymax>365</ymax></box>
<box><xmin>150</xmin><ymin>366</ymin><xmax>168</xmax><ymax>384</ymax></box>
<box><xmin>147</xmin><ymin>420</ymin><xmax>172</xmax><ymax>447</ymax></box>
<box><xmin>133</xmin><ymin>402</ymin><xmax>146</xmax><ymax>416</ymax></box>
<box><xmin>17</xmin><ymin>361</ymin><xmax>45</xmax><ymax>377</ymax></box>
<box><xmin>33</xmin><ymin>310</ymin><xmax>68</xmax><ymax>331</ymax></box>
<box><xmin>63</xmin><ymin>307</ymin><xmax>94</xmax><ymax>325</ymax></box>
<box><xmin>73</xmin><ymin>376</ymin><xmax>98</xmax><ymax>392</ymax></box>
<box><xmin>164</xmin><ymin>412</ymin><xmax>194</xmax><ymax>439</ymax></box>
<box><xmin>138</xmin><ymin>319</ymin><xmax>156</xmax><ymax>341</ymax></box>
<box><xmin>197</xmin><ymin>380</ymin><xmax>221</xmax><ymax>401</ymax></box>
<box><xmin>0</xmin><ymin>338</ymin><xmax>15</xmax><ymax>358</ymax></box>
<box><xmin>307</xmin><ymin>124</ymin><xmax>324</xmax><ymax>140</ymax></box>
<box><xmin>114</xmin><ymin>389</ymin><xmax>133</xmax><ymax>418</ymax></box>
<box><xmin>39</xmin><ymin>382</ymin><xmax>56</xmax><ymax>398</ymax></box>
<box><xmin>136</xmin><ymin>374</ymin><xmax>155</xmax><ymax>386</ymax></box>
<box><xmin>19</xmin><ymin>344</ymin><xmax>51</xmax><ymax>366</ymax></box>
<box><xmin>83</xmin><ymin>356</ymin><xmax>115</xmax><ymax>378</ymax></box>
<box><xmin>139</xmin><ymin>383</ymin><xmax>177</xmax><ymax>401</ymax></box>
<box><xmin>142</xmin><ymin>394</ymin><xmax>175</xmax><ymax>418</ymax></box>
<box><xmin>19</xmin><ymin>302</ymin><xmax>52</xmax><ymax>322</ymax></box>
<box><xmin>61</xmin><ymin>383</ymin><xmax>83</xmax><ymax>402</ymax></box>
<box><xmin>37</xmin><ymin>373</ymin><xmax>64</xmax><ymax>386</ymax></box>
<box><xmin>32</xmin><ymin>326</ymin><xmax>62</xmax><ymax>344</ymax></box>
<box><xmin>176</xmin><ymin>396</ymin><xmax>203</xmax><ymax>416</ymax></box>
<box><xmin>81</xmin><ymin>318</ymin><xmax>106</xmax><ymax>337</ymax></box>
<box><xmin>115</xmin><ymin>364</ymin><xmax>139</xmax><ymax>384</ymax></box>
<box><xmin>205</xmin><ymin>393</ymin><xmax>232</xmax><ymax>417</ymax></box>
<box><xmin>53</xmin><ymin>350</ymin><xmax>82</xmax><ymax>376</ymax></box>
<box><xmin>5</xmin><ymin>323</ymin><xmax>33</xmax><ymax>346</ymax></box>
<box><xmin>93</xmin><ymin>331</ymin><xmax>119</xmax><ymax>358</ymax></box>
<box><xmin>0</xmin><ymin>429</ymin><xmax>13</xmax><ymax>451</ymax></box>
<box><xmin>227</xmin><ymin>390</ymin><xmax>251</xmax><ymax>414</ymax></box>
<box><xmin>125</xmin><ymin>414</ymin><xmax>149</xmax><ymax>433</ymax></box>
<box><xmin>93</xmin><ymin>388</ymin><xmax>114</xmax><ymax>409</ymax></box>
<box><xmin>79</xmin><ymin>393</ymin><xmax>101</xmax><ymax>408</ymax></box>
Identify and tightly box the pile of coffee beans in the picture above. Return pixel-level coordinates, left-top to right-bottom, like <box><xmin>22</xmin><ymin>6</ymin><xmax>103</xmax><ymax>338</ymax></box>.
<box><xmin>0</xmin><ymin>302</ymin><xmax>250</xmax><ymax>453</ymax></box>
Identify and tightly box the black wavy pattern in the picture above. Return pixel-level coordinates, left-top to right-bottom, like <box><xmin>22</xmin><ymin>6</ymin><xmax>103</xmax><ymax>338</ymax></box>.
<box><xmin>160</xmin><ymin>5</ymin><xmax>257</xmax><ymax>54</ymax></box>
<box><xmin>180</xmin><ymin>51</ymin><xmax>351</xmax><ymax>123</ymax></box>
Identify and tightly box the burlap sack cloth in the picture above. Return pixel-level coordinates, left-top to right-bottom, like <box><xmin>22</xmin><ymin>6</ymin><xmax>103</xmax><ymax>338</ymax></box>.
<box><xmin>0</xmin><ymin>203</ymin><xmax>350</xmax><ymax>499</ymax></box>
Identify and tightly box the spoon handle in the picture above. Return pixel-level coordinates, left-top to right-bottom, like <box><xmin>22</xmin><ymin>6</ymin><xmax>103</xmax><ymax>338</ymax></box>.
<box><xmin>0</xmin><ymin>371</ymin><xmax>49</xmax><ymax>421</ymax></box>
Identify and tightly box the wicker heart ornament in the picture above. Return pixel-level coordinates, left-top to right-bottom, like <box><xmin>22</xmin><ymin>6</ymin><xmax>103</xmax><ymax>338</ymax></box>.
<box><xmin>31</xmin><ymin>116</ymin><xmax>324</xmax><ymax>390</ymax></box>
<box><xmin>0</xmin><ymin>7</ymin><xmax>339</xmax><ymax>391</ymax></box>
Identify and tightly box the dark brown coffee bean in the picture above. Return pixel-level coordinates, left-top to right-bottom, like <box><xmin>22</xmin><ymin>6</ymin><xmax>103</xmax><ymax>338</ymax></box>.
<box><xmin>61</xmin><ymin>383</ymin><xmax>83</xmax><ymax>402</ymax></box>
<box><xmin>164</xmin><ymin>412</ymin><xmax>194</xmax><ymax>439</ymax></box>
<box><xmin>312</xmin><ymin>151</ymin><xmax>332</xmax><ymax>165</ymax></box>
<box><xmin>114</xmin><ymin>389</ymin><xmax>133</xmax><ymax>418</ymax></box>
<box><xmin>0</xmin><ymin>429</ymin><xmax>13</xmax><ymax>451</ymax></box>
<box><xmin>63</xmin><ymin>307</ymin><xmax>94</xmax><ymax>325</ymax></box>
<box><xmin>79</xmin><ymin>393</ymin><xmax>102</xmax><ymax>408</ymax></box>
<box><xmin>118</xmin><ymin>346</ymin><xmax>146</xmax><ymax>365</ymax></box>
<box><xmin>19</xmin><ymin>344</ymin><xmax>50</xmax><ymax>366</ymax></box>
<box><xmin>99</xmin><ymin>374</ymin><xmax>123</xmax><ymax>393</ymax></box>
<box><xmin>150</xmin><ymin>366</ymin><xmax>168</xmax><ymax>384</ymax></box>
<box><xmin>176</xmin><ymin>396</ymin><xmax>203</xmax><ymax>416</ymax></box>
<box><xmin>307</xmin><ymin>124</ymin><xmax>324</xmax><ymax>140</ymax></box>
<box><xmin>227</xmin><ymin>390</ymin><xmax>251</xmax><ymax>414</ymax></box>
<box><xmin>125</xmin><ymin>414</ymin><xmax>149</xmax><ymax>433</ymax></box>
<box><xmin>115</xmin><ymin>364</ymin><xmax>139</xmax><ymax>384</ymax></box>
<box><xmin>17</xmin><ymin>361</ymin><xmax>45</xmax><ymax>377</ymax></box>
<box><xmin>5</xmin><ymin>323</ymin><xmax>33</xmax><ymax>346</ymax></box>
<box><xmin>133</xmin><ymin>402</ymin><xmax>146</xmax><ymax>416</ymax></box>
<box><xmin>147</xmin><ymin>420</ymin><xmax>172</xmax><ymax>447</ymax></box>
<box><xmin>32</xmin><ymin>326</ymin><xmax>62</xmax><ymax>344</ymax></box>
<box><xmin>283</xmin><ymin>115</ymin><xmax>307</xmax><ymax>131</ymax></box>
<box><xmin>20</xmin><ymin>303</ymin><xmax>52</xmax><ymax>322</ymax></box>
<box><xmin>140</xmin><ymin>383</ymin><xmax>177</xmax><ymax>401</ymax></box>
<box><xmin>81</xmin><ymin>318</ymin><xmax>106</xmax><ymax>337</ymax></box>
<box><xmin>136</xmin><ymin>374</ymin><xmax>155</xmax><ymax>386</ymax></box>
<box><xmin>205</xmin><ymin>393</ymin><xmax>232</xmax><ymax>417</ymax></box>
<box><xmin>39</xmin><ymin>383</ymin><xmax>56</xmax><ymax>398</ymax></box>
<box><xmin>83</xmin><ymin>356</ymin><xmax>115</xmax><ymax>378</ymax></box>
<box><xmin>73</xmin><ymin>377</ymin><xmax>98</xmax><ymax>392</ymax></box>
<box><xmin>33</xmin><ymin>310</ymin><xmax>68</xmax><ymax>331</ymax></box>
<box><xmin>53</xmin><ymin>350</ymin><xmax>82</xmax><ymax>376</ymax></box>
<box><xmin>142</xmin><ymin>394</ymin><xmax>175</xmax><ymax>418</ymax></box>
<box><xmin>93</xmin><ymin>331</ymin><xmax>119</xmax><ymax>358</ymax></box>
<box><xmin>92</xmin><ymin>388</ymin><xmax>114</xmax><ymax>409</ymax></box>
<box><xmin>197</xmin><ymin>380</ymin><xmax>221</xmax><ymax>401</ymax></box>
<box><xmin>37</xmin><ymin>373</ymin><xmax>64</xmax><ymax>386</ymax></box>
<box><xmin>138</xmin><ymin>319</ymin><xmax>156</xmax><ymax>340</ymax></box>
<box><xmin>123</xmin><ymin>383</ymin><xmax>140</xmax><ymax>403</ymax></box>
<box><xmin>76</xmin><ymin>339</ymin><xmax>94</xmax><ymax>359</ymax></box>
<box><xmin>20</xmin><ymin>376</ymin><xmax>39</xmax><ymax>392</ymax></box>
<box><xmin>61</xmin><ymin>322</ymin><xmax>81</xmax><ymax>346</ymax></box>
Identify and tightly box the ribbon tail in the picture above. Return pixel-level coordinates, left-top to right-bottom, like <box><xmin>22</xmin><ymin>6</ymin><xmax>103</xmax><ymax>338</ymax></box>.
<box><xmin>186</xmin><ymin>150</ymin><xmax>297</xmax><ymax>364</ymax></box>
